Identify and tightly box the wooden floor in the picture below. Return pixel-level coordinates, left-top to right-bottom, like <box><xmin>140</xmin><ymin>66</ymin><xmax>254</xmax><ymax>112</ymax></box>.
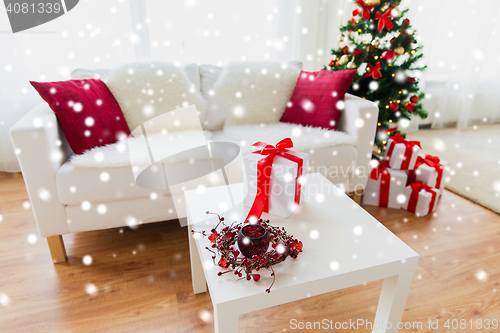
<box><xmin>1</xmin><ymin>172</ymin><xmax>499</xmax><ymax>333</ymax></box>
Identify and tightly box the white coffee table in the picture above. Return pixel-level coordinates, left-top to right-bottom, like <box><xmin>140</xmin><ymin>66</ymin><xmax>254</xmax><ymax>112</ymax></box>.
<box><xmin>185</xmin><ymin>173</ymin><xmax>419</xmax><ymax>333</ymax></box>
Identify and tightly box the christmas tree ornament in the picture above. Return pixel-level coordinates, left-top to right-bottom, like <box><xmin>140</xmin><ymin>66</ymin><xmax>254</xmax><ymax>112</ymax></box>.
<box><xmin>410</xmin><ymin>95</ymin><xmax>419</xmax><ymax>103</ymax></box>
<box><xmin>389</xmin><ymin>102</ymin><xmax>399</xmax><ymax>111</ymax></box>
<box><xmin>381</xmin><ymin>50</ymin><xmax>396</xmax><ymax>60</ymax></box>
<box><xmin>341</xmin><ymin>46</ymin><xmax>350</xmax><ymax>54</ymax></box>
<box><xmin>328</xmin><ymin>59</ymin><xmax>336</xmax><ymax>67</ymax></box>
<box><xmin>371</xmin><ymin>39</ymin><xmax>380</xmax><ymax>47</ymax></box>
<box><xmin>406</xmin><ymin>77</ymin><xmax>416</xmax><ymax>84</ymax></box>
<box><xmin>353</xmin><ymin>0</ymin><xmax>374</xmax><ymax>20</ymax></box>
<box><xmin>404</xmin><ymin>101</ymin><xmax>416</xmax><ymax>112</ymax></box>
<box><xmin>391</xmin><ymin>7</ymin><xmax>401</xmax><ymax>18</ymax></box>
<box><xmin>364</xmin><ymin>62</ymin><xmax>382</xmax><ymax>80</ymax></box>
<box><xmin>347</xmin><ymin>60</ymin><xmax>358</xmax><ymax>69</ymax></box>
<box><xmin>364</xmin><ymin>0</ymin><xmax>381</xmax><ymax>5</ymax></box>
<box><xmin>403</xmin><ymin>18</ymin><xmax>410</xmax><ymax>26</ymax></box>
<box><xmin>394</xmin><ymin>46</ymin><xmax>405</xmax><ymax>56</ymax></box>
<box><xmin>353</xmin><ymin>49</ymin><xmax>364</xmax><ymax>56</ymax></box>
<box><xmin>338</xmin><ymin>54</ymin><xmax>350</xmax><ymax>66</ymax></box>
<box><xmin>375</xmin><ymin>8</ymin><xmax>394</xmax><ymax>32</ymax></box>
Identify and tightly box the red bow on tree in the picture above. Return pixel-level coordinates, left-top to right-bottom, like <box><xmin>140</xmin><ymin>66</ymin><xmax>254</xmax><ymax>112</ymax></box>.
<box><xmin>364</xmin><ymin>62</ymin><xmax>382</xmax><ymax>80</ymax></box>
<box><xmin>375</xmin><ymin>8</ymin><xmax>394</xmax><ymax>32</ymax></box>
<box><xmin>352</xmin><ymin>0</ymin><xmax>373</xmax><ymax>20</ymax></box>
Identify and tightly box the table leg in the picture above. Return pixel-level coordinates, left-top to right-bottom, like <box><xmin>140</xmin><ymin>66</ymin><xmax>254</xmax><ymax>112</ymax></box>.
<box><xmin>373</xmin><ymin>271</ymin><xmax>415</xmax><ymax>333</ymax></box>
<box><xmin>188</xmin><ymin>225</ymin><xmax>207</xmax><ymax>294</ymax></box>
<box><xmin>214</xmin><ymin>303</ymin><xmax>239</xmax><ymax>333</ymax></box>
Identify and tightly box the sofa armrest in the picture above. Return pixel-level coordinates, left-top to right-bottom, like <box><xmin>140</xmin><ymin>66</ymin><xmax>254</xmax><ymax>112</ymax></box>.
<box><xmin>10</xmin><ymin>102</ymin><xmax>73</xmax><ymax>237</ymax></box>
<box><xmin>338</xmin><ymin>93</ymin><xmax>379</xmax><ymax>192</ymax></box>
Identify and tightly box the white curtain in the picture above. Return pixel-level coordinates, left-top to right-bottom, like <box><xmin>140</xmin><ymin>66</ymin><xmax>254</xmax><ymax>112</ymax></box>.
<box><xmin>287</xmin><ymin>0</ymin><xmax>353</xmax><ymax>72</ymax></box>
<box><xmin>410</xmin><ymin>0</ymin><xmax>500</xmax><ymax>129</ymax></box>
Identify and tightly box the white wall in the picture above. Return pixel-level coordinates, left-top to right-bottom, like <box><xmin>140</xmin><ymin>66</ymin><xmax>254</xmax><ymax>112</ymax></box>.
<box><xmin>0</xmin><ymin>0</ymin><xmax>136</xmax><ymax>172</ymax></box>
<box><xmin>145</xmin><ymin>0</ymin><xmax>295</xmax><ymax>65</ymax></box>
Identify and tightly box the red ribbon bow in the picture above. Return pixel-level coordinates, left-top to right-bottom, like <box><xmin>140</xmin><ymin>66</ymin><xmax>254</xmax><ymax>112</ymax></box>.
<box><xmin>385</xmin><ymin>133</ymin><xmax>421</xmax><ymax>169</ymax></box>
<box><xmin>364</xmin><ymin>62</ymin><xmax>382</xmax><ymax>80</ymax></box>
<box><xmin>352</xmin><ymin>0</ymin><xmax>373</xmax><ymax>20</ymax></box>
<box><xmin>375</xmin><ymin>8</ymin><xmax>394</xmax><ymax>32</ymax></box>
<box><xmin>408</xmin><ymin>155</ymin><xmax>443</xmax><ymax>188</ymax></box>
<box><xmin>246</xmin><ymin>138</ymin><xmax>304</xmax><ymax>221</ymax></box>
<box><xmin>407</xmin><ymin>181</ymin><xmax>437</xmax><ymax>215</ymax></box>
<box><xmin>369</xmin><ymin>161</ymin><xmax>391</xmax><ymax>207</ymax></box>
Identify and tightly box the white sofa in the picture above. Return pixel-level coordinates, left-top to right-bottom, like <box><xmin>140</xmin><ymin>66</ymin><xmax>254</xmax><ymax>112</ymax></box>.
<box><xmin>10</xmin><ymin>64</ymin><xmax>378</xmax><ymax>263</ymax></box>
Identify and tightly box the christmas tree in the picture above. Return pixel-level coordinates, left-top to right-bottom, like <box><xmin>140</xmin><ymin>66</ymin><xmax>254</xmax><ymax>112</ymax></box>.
<box><xmin>326</xmin><ymin>0</ymin><xmax>427</xmax><ymax>157</ymax></box>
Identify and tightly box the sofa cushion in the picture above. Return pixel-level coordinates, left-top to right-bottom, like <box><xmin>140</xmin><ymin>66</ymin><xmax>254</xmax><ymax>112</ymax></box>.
<box><xmin>214</xmin><ymin>61</ymin><xmax>301</xmax><ymax>126</ymax></box>
<box><xmin>199</xmin><ymin>64</ymin><xmax>228</xmax><ymax>131</ymax></box>
<box><xmin>106</xmin><ymin>61</ymin><xmax>206</xmax><ymax>133</ymax></box>
<box><xmin>280</xmin><ymin>69</ymin><xmax>356</xmax><ymax>130</ymax></box>
<box><xmin>30</xmin><ymin>79</ymin><xmax>131</xmax><ymax>155</ymax></box>
<box><xmin>70</xmin><ymin>63</ymin><xmax>201</xmax><ymax>92</ymax></box>
<box><xmin>218</xmin><ymin>123</ymin><xmax>356</xmax><ymax>155</ymax></box>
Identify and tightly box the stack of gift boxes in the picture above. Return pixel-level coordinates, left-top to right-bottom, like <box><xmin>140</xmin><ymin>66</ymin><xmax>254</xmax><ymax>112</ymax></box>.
<box><xmin>362</xmin><ymin>133</ymin><xmax>449</xmax><ymax>217</ymax></box>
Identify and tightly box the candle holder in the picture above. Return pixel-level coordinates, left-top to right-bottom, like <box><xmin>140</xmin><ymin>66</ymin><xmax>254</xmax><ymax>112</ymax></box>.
<box><xmin>237</xmin><ymin>224</ymin><xmax>270</xmax><ymax>258</ymax></box>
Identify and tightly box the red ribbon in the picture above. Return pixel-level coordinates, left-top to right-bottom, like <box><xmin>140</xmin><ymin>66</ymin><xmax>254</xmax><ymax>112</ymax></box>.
<box><xmin>246</xmin><ymin>138</ymin><xmax>304</xmax><ymax>222</ymax></box>
<box><xmin>370</xmin><ymin>161</ymin><xmax>391</xmax><ymax>207</ymax></box>
<box><xmin>385</xmin><ymin>133</ymin><xmax>421</xmax><ymax>169</ymax></box>
<box><xmin>407</xmin><ymin>181</ymin><xmax>437</xmax><ymax>215</ymax></box>
<box><xmin>353</xmin><ymin>0</ymin><xmax>373</xmax><ymax>20</ymax></box>
<box><xmin>364</xmin><ymin>62</ymin><xmax>382</xmax><ymax>80</ymax></box>
<box><xmin>408</xmin><ymin>155</ymin><xmax>443</xmax><ymax>188</ymax></box>
<box><xmin>375</xmin><ymin>8</ymin><xmax>394</xmax><ymax>32</ymax></box>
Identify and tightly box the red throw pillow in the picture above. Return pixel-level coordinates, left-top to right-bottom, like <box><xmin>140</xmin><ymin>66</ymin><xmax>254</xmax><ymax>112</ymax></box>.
<box><xmin>30</xmin><ymin>79</ymin><xmax>131</xmax><ymax>155</ymax></box>
<box><xmin>280</xmin><ymin>69</ymin><xmax>356</xmax><ymax>130</ymax></box>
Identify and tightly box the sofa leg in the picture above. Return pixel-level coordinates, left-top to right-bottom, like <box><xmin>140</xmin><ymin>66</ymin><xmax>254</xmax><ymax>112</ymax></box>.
<box><xmin>352</xmin><ymin>190</ymin><xmax>363</xmax><ymax>205</ymax></box>
<box><xmin>47</xmin><ymin>235</ymin><xmax>68</xmax><ymax>263</ymax></box>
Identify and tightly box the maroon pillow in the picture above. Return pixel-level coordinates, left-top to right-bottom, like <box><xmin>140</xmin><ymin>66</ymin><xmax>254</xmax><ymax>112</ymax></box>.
<box><xmin>280</xmin><ymin>69</ymin><xmax>356</xmax><ymax>130</ymax></box>
<box><xmin>30</xmin><ymin>79</ymin><xmax>131</xmax><ymax>155</ymax></box>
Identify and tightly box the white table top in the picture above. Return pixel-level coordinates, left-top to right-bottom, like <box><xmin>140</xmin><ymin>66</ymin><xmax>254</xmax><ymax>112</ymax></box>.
<box><xmin>185</xmin><ymin>173</ymin><xmax>419</xmax><ymax>306</ymax></box>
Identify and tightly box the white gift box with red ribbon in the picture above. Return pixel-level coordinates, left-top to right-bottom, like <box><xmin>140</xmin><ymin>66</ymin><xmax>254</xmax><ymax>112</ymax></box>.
<box><xmin>402</xmin><ymin>181</ymin><xmax>441</xmax><ymax>217</ymax></box>
<box><xmin>362</xmin><ymin>160</ymin><xmax>407</xmax><ymax>209</ymax></box>
<box><xmin>384</xmin><ymin>133</ymin><xmax>422</xmax><ymax>170</ymax></box>
<box><xmin>406</xmin><ymin>154</ymin><xmax>449</xmax><ymax>191</ymax></box>
<box><xmin>243</xmin><ymin>142</ymin><xmax>309</xmax><ymax>219</ymax></box>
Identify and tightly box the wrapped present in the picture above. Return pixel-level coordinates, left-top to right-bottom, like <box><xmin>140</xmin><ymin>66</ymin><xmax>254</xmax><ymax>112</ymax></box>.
<box><xmin>384</xmin><ymin>133</ymin><xmax>422</xmax><ymax>170</ymax></box>
<box><xmin>362</xmin><ymin>160</ymin><xmax>407</xmax><ymax>209</ymax></box>
<box><xmin>243</xmin><ymin>138</ymin><xmax>309</xmax><ymax>219</ymax></box>
<box><xmin>402</xmin><ymin>181</ymin><xmax>440</xmax><ymax>217</ymax></box>
<box><xmin>407</xmin><ymin>154</ymin><xmax>449</xmax><ymax>191</ymax></box>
